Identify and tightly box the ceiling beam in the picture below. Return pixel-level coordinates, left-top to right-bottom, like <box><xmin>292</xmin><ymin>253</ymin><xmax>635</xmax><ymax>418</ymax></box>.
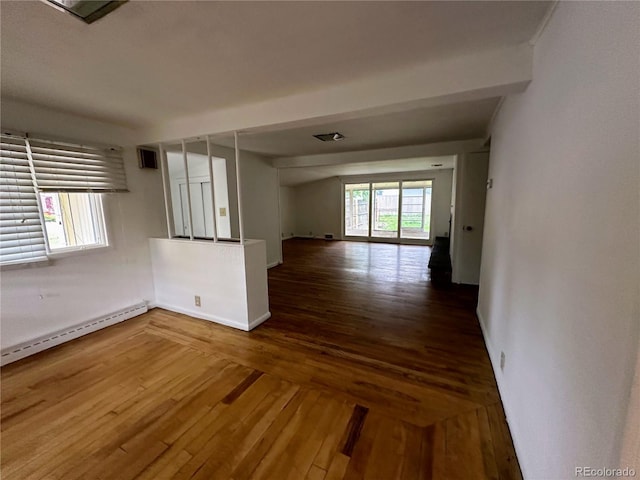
<box><xmin>138</xmin><ymin>44</ymin><xmax>533</xmax><ymax>145</ymax></box>
<box><xmin>272</xmin><ymin>139</ymin><xmax>487</xmax><ymax>169</ymax></box>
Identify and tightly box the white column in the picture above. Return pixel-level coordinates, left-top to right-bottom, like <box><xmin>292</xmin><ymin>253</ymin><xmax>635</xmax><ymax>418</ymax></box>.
<box><xmin>157</xmin><ymin>143</ymin><xmax>173</xmax><ymax>238</ymax></box>
<box><xmin>234</xmin><ymin>131</ymin><xmax>245</xmax><ymax>244</ymax></box>
<box><xmin>206</xmin><ymin>136</ymin><xmax>219</xmax><ymax>242</ymax></box>
<box><xmin>182</xmin><ymin>140</ymin><xmax>194</xmax><ymax>241</ymax></box>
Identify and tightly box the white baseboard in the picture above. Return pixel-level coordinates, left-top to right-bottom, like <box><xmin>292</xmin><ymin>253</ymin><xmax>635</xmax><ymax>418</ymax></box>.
<box><xmin>281</xmin><ymin>235</ymin><xmax>295</xmax><ymax>241</ymax></box>
<box><xmin>154</xmin><ymin>302</ymin><xmax>271</xmax><ymax>332</ymax></box>
<box><xmin>267</xmin><ymin>261</ymin><xmax>280</xmax><ymax>269</ymax></box>
<box><xmin>476</xmin><ymin>307</ymin><xmax>529</xmax><ymax>479</ymax></box>
<box><xmin>0</xmin><ymin>302</ymin><xmax>148</xmax><ymax>366</ymax></box>
<box><xmin>248</xmin><ymin>312</ymin><xmax>271</xmax><ymax>330</ymax></box>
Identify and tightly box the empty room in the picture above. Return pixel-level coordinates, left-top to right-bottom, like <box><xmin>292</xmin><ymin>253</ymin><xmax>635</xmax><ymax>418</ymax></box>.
<box><xmin>0</xmin><ymin>1</ymin><xmax>638</xmax><ymax>479</ymax></box>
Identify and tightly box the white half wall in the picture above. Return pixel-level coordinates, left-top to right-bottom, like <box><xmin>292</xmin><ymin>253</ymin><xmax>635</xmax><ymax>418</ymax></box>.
<box><xmin>0</xmin><ymin>101</ymin><xmax>167</xmax><ymax>350</ymax></box>
<box><xmin>478</xmin><ymin>2</ymin><xmax>640</xmax><ymax>478</ymax></box>
<box><xmin>149</xmin><ymin>238</ymin><xmax>270</xmax><ymax>330</ymax></box>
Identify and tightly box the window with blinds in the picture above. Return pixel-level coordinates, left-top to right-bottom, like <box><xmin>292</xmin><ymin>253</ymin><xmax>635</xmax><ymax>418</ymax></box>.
<box><xmin>0</xmin><ymin>135</ymin><xmax>48</xmax><ymax>265</ymax></box>
<box><xmin>29</xmin><ymin>138</ymin><xmax>127</xmax><ymax>192</ymax></box>
<box><xmin>0</xmin><ymin>133</ymin><xmax>127</xmax><ymax>266</ymax></box>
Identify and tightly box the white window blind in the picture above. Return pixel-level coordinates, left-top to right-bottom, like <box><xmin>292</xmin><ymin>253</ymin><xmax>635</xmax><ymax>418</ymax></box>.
<box><xmin>0</xmin><ymin>135</ymin><xmax>48</xmax><ymax>265</ymax></box>
<box><xmin>29</xmin><ymin>138</ymin><xmax>128</xmax><ymax>192</ymax></box>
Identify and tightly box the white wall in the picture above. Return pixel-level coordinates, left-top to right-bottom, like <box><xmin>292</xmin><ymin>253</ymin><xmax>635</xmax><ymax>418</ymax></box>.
<box><xmin>293</xmin><ymin>177</ymin><xmax>343</xmax><ymax>238</ymax></box>
<box><xmin>0</xmin><ymin>101</ymin><xmax>166</xmax><ymax>349</ymax></box>
<box><xmin>238</xmin><ymin>151</ymin><xmax>281</xmax><ymax>267</ymax></box>
<box><xmin>451</xmin><ymin>152</ymin><xmax>488</xmax><ymax>285</ymax></box>
<box><xmin>478</xmin><ymin>3</ymin><xmax>640</xmax><ymax>478</ymax></box>
<box><xmin>279</xmin><ymin>186</ymin><xmax>296</xmax><ymax>240</ymax></box>
<box><xmin>149</xmin><ymin>238</ymin><xmax>270</xmax><ymax>331</ymax></box>
<box><xmin>290</xmin><ymin>169</ymin><xmax>453</xmax><ymax>242</ymax></box>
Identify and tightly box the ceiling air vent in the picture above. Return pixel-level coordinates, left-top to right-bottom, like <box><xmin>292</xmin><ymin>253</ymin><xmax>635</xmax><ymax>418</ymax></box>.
<box><xmin>313</xmin><ymin>132</ymin><xmax>345</xmax><ymax>142</ymax></box>
<box><xmin>45</xmin><ymin>0</ymin><xmax>127</xmax><ymax>24</ymax></box>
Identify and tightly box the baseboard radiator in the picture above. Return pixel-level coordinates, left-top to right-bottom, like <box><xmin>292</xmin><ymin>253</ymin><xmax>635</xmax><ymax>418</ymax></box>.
<box><xmin>0</xmin><ymin>302</ymin><xmax>148</xmax><ymax>366</ymax></box>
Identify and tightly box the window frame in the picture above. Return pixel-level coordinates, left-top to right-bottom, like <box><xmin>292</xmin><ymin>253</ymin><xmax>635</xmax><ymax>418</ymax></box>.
<box><xmin>341</xmin><ymin>175</ymin><xmax>435</xmax><ymax>245</ymax></box>
<box><xmin>0</xmin><ymin>132</ymin><xmax>124</xmax><ymax>269</ymax></box>
<box><xmin>40</xmin><ymin>191</ymin><xmax>110</xmax><ymax>258</ymax></box>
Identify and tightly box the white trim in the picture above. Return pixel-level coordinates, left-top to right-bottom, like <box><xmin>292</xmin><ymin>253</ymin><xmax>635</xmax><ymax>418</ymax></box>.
<box><xmin>529</xmin><ymin>1</ymin><xmax>560</xmax><ymax>46</ymax></box>
<box><xmin>181</xmin><ymin>140</ymin><xmax>194</xmax><ymax>241</ymax></box>
<box><xmin>205</xmin><ymin>136</ymin><xmax>219</xmax><ymax>242</ymax></box>
<box><xmin>476</xmin><ymin>307</ymin><xmax>529</xmax><ymax>480</ymax></box>
<box><xmin>248</xmin><ymin>312</ymin><xmax>272</xmax><ymax>330</ymax></box>
<box><xmin>342</xmin><ymin>177</ymin><xmax>435</xmax><ymax>245</ymax></box>
<box><xmin>158</xmin><ymin>143</ymin><xmax>174</xmax><ymax>239</ymax></box>
<box><xmin>485</xmin><ymin>96</ymin><xmax>506</xmax><ymax>140</ymax></box>
<box><xmin>267</xmin><ymin>261</ymin><xmax>280</xmax><ymax>269</ymax></box>
<box><xmin>154</xmin><ymin>302</ymin><xmax>270</xmax><ymax>332</ymax></box>
<box><xmin>234</xmin><ymin>131</ymin><xmax>245</xmax><ymax>245</ymax></box>
<box><xmin>281</xmin><ymin>235</ymin><xmax>295</xmax><ymax>241</ymax></box>
<box><xmin>0</xmin><ymin>258</ymin><xmax>51</xmax><ymax>271</ymax></box>
<box><xmin>0</xmin><ymin>302</ymin><xmax>148</xmax><ymax>366</ymax></box>
<box><xmin>47</xmin><ymin>243</ymin><xmax>112</xmax><ymax>259</ymax></box>
<box><xmin>276</xmin><ymin>168</ymin><xmax>284</xmax><ymax>264</ymax></box>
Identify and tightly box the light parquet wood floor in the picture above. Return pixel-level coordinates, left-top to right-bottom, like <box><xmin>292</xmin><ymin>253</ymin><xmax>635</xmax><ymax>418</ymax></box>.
<box><xmin>1</xmin><ymin>239</ymin><xmax>521</xmax><ymax>479</ymax></box>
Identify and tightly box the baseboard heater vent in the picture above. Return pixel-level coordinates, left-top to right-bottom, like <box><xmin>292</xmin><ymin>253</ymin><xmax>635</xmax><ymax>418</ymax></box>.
<box><xmin>324</xmin><ymin>233</ymin><xmax>334</xmax><ymax>240</ymax></box>
<box><xmin>0</xmin><ymin>302</ymin><xmax>148</xmax><ymax>366</ymax></box>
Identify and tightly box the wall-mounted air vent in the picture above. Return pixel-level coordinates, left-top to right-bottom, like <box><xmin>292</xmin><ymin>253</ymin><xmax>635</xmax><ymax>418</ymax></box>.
<box><xmin>137</xmin><ymin>147</ymin><xmax>158</xmax><ymax>169</ymax></box>
<box><xmin>45</xmin><ymin>0</ymin><xmax>127</xmax><ymax>24</ymax></box>
<box><xmin>313</xmin><ymin>132</ymin><xmax>345</xmax><ymax>142</ymax></box>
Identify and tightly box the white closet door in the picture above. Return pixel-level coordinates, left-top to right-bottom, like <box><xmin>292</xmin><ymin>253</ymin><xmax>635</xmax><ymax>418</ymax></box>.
<box><xmin>179</xmin><ymin>183</ymin><xmax>189</xmax><ymax>236</ymax></box>
<box><xmin>202</xmin><ymin>182</ymin><xmax>215</xmax><ymax>238</ymax></box>
<box><xmin>189</xmin><ymin>182</ymin><xmax>206</xmax><ymax>238</ymax></box>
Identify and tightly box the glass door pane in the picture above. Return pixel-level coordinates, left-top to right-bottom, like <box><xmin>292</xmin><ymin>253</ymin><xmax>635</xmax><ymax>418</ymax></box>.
<box><xmin>400</xmin><ymin>180</ymin><xmax>432</xmax><ymax>240</ymax></box>
<box><xmin>344</xmin><ymin>183</ymin><xmax>370</xmax><ymax>237</ymax></box>
<box><xmin>372</xmin><ymin>182</ymin><xmax>399</xmax><ymax>238</ymax></box>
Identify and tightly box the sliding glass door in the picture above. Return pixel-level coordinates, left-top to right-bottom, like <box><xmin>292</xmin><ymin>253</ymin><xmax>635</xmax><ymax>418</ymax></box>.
<box><xmin>400</xmin><ymin>180</ymin><xmax>432</xmax><ymax>240</ymax></box>
<box><xmin>344</xmin><ymin>179</ymin><xmax>433</xmax><ymax>242</ymax></box>
<box><xmin>344</xmin><ymin>183</ymin><xmax>370</xmax><ymax>237</ymax></box>
<box><xmin>372</xmin><ymin>182</ymin><xmax>399</xmax><ymax>238</ymax></box>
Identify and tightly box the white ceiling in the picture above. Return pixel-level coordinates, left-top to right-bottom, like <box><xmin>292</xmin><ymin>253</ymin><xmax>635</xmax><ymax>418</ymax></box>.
<box><xmin>1</xmin><ymin>1</ymin><xmax>550</xmax><ymax>128</ymax></box>
<box><xmin>279</xmin><ymin>156</ymin><xmax>454</xmax><ymax>187</ymax></box>
<box><xmin>211</xmin><ymin>97</ymin><xmax>500</xmax><ymax>157</ymax></box>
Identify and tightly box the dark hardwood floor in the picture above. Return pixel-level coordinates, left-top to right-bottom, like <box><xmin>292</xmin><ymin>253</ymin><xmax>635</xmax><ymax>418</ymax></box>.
<box><xmin>0</xmin><ymin>238</ymin><xmax>521</xmax><ymax>479</ymax></box>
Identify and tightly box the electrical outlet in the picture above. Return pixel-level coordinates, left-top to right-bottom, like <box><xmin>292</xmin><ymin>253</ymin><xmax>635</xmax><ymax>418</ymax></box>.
<box><xmin>487</xmin><ymin>178</ymin><xmax>494</xmax><ymax>190</ymax></box>
<box><xmin>500</xmin><ymin>351</ymin><xmax>506</xmax><ymax>371</ymax></box>
<box><xmin>195</xmin><ymin>295</ymin><xmax>201</xmax><ymax>307</ymax></box>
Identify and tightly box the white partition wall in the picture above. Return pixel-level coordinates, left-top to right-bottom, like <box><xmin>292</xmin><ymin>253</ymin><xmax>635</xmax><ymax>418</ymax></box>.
<box><xmin>149</xmin><ymin>238</ymin><xmax>270</xmax><ymax>331</ymax></box>
<box><xmin>149</xmin><ymin>132</ymin><xmax>271</xmax><ymax>331</ymax></box>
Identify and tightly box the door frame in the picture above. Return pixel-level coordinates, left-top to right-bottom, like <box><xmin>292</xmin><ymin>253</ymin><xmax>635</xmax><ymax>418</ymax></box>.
<box><xmin>341</xmin><ymin>176</ymin><xmax>435</xmax><ymax>246</ymax></box>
